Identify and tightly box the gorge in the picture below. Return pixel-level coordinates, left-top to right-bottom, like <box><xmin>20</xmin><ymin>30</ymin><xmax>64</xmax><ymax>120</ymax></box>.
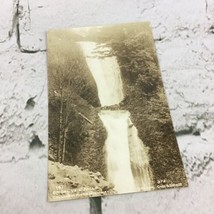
<box><xmin>79</xmin><ymin>41</ymin><xmax>153</xmax><ymax>193</ymax></box>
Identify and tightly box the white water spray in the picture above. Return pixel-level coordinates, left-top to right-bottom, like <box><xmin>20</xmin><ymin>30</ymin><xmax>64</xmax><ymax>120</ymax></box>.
<box><xmin>128</xmin><ymin>118</ymin><xmax>153</xmax><ymax>190</ymax></box>
<box><xmin>99</xmin><ymin>110</ymin><xmax>136</xmax><ymax>193</ymax></box>
<box><xmin>79</xmin><ymin>41</ymin><xmax>153</xmax><ymax>193</ymax></box>
<box><xmin>78</xmin><ymin>42</ymin><xmax>124</xmax><ymax>106</ymax></box>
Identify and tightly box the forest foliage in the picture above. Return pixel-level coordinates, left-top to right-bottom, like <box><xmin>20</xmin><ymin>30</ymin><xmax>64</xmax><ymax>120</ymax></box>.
<box><xmin>47</xmin><ymin>22</ymin><xmax>187</xmax><ymax>187</ymax></box>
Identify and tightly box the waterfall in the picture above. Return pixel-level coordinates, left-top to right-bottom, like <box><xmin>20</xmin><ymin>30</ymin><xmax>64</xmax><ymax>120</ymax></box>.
<box><xmin>79</xmin><ymin>41</ymin><xmax>153</xmax><ymax>193</ymax></box>
<box><xmin>128</xmin><ymin>118</ymin><xmax>154</xmax><ymax>191</ymax></box>
<box><xmin>78</xmin><ymin>42</ymin><xmax>124</xmax><ymax>106</ymax></box>
<box><xmin>99</xmin><ymin>110</ymin><xmax>136</xmax><ymax>193</ymax></box>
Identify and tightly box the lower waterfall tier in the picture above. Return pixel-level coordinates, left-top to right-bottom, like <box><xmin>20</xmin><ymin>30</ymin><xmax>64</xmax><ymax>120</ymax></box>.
<box><xmin>99</xmin><ymin>110</ymin><xmax>153</xmax><ymax>193</ymax></box>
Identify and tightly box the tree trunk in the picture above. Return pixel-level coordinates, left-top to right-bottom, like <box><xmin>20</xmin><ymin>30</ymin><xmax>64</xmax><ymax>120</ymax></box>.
<box><xmin>62</xmin><ymin>126</ymin><xmax>69</xmax><ymax>163</ymax></box>
<box><xmin>58</xmin><ymin>85</ymin><xmax>64</xmax><ymax>163</ymax></box>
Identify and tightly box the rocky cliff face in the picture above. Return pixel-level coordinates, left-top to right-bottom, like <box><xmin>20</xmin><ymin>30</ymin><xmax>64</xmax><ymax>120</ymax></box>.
<box><xmin>0</xmin><ymin>0</ymin><xmax>214</xmax><ymax>214</ymax></box>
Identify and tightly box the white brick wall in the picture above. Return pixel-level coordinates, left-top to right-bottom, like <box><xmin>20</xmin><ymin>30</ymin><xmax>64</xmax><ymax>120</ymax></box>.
<box><xmin>0</xmin><ymin>0</ymin><xmax>214</xmax><ymax>213</ymax></box>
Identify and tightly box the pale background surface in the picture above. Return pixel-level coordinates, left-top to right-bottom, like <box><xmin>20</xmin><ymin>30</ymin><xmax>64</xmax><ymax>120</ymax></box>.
<box><xmin>0</xmin><ymin>0</ymin><xmax>214</xmax><ymax>213</ymax></box>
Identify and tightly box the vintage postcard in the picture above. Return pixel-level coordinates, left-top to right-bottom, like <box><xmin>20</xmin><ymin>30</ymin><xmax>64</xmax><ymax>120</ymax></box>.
<box><xmin>47</xmin><ymin>22</ymin><xmax>188</xmax><ymax>201</ymax></box>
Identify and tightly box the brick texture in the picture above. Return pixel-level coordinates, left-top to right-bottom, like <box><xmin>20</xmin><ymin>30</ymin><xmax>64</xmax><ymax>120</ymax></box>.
<box><xmin>0</xmin><ymin>0</ymin><xmax>214</xmax><ymax>213</ymax></box>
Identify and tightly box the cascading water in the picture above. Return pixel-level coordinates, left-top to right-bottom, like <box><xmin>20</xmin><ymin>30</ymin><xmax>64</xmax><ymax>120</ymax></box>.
<box><xmin>78</xmin><ymin>42</ymin><xmax>124</xmax><ymax>106</ymax></box>
<box><xmin>128</xmin><ymin>118</ymin><xmax>154</xmax><ymax>191</ymax></box>
<box><xmin>98</xmin><ymin>110</ymin><xmax>136</xmax><ymax>193</ymax></box>
<box><xmin>79</xmin><ymin>41</ymin><xmax>153</xmax><ymax>193</ymax></box>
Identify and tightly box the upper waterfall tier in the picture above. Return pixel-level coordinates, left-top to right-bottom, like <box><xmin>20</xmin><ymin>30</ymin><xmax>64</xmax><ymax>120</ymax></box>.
<box><xmin>78</xmin><ymin>42</ymin><xmax>124</xmax><ymax>107</ymax></box>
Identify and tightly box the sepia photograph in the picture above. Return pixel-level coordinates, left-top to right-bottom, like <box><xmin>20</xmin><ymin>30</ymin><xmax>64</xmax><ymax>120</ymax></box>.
<box><xmin>47</xmin><ymin>22</ymin><xmax>188</xmax><ymax>201</ymax></box>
